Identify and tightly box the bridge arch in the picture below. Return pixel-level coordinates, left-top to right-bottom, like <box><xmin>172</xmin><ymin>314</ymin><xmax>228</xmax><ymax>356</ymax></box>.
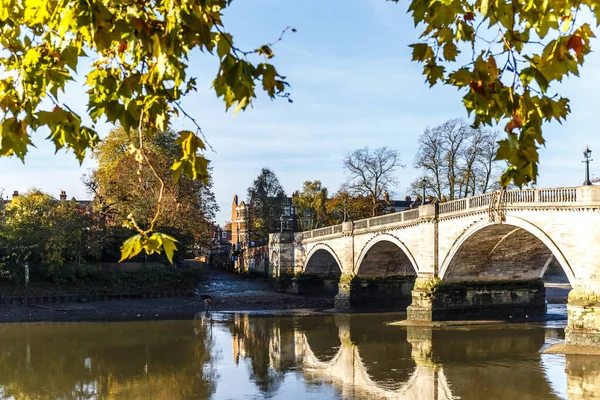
<box><xmin>354</xmin><ymin>234</ymin><xmax>419</xmax><ymax>276</ymax></box>
<box><xmin>295</xmin><ymin>244</ymin><xmax>343</xmax><ymax>297</ymax></box>
<box><xmin>439</xmin><ymin>216</ymin><xmax>575</xmax><ymax>284</ymax></box>
<box><xmin>304</xmin><ymin>243</ymin><xmax>343</xmax><ymax>276</ymax></box>
<box><xmin>351</xmin><ymin>234</ymin><xmax>418</xmax><ymax>310</ymax></box>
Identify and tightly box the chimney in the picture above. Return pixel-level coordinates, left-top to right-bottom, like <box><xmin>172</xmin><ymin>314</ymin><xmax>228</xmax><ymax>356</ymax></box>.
<box><xmin>405</xmin><ymin>195</ymin><xmax>411</xmax><ymax>202</ymax></box>
<box><xmin>60</xmin><ymin>190</ymin><xmax>67</xmax><ymax>201</ymax></box>
<box><xmin>12</xmin><ymin>190</ymin><xmax>18</xmax><ymax>199</ymax></box>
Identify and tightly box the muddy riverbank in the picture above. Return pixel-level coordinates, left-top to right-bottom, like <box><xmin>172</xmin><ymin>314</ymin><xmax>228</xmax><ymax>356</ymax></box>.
<box><xmin>0</xmin><ymin>265</ymin><xmax>571</xmax><ymax>323</ymax></box>
<box><xmin>0</xmin><ymin>265</ymin><xmax>334</xmax><ymax>322</ymax></box>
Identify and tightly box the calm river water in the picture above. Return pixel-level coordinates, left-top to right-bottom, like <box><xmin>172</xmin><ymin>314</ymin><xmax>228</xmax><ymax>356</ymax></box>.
<box><xmin>0</xmin><ymin>305</ymin><xmax>594</xmax><ymax>400</ymax></box>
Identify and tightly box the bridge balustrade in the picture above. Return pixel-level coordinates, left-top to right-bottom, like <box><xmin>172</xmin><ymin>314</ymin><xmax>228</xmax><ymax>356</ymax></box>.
<box><xmin>404</xmin><ymin>209</ymin><xmax>420</xmax><ymax>221</ymax></box>
<box><xmin>368</xmin><ymin>212</ymin><xmax>404</xmax><ymax>228</ymax></box>
<box><xmin>468</xmin><ymin>192</ymin><xmax>493</xmax><ymax>208</ymax></box>
<box><xmin>538</xmin><ymin>188</ymin><xmax>577</xmax><ymax>202</ymax></box>
<box><xmin>354</xmin><ymin>220</ymin><xmax>368</xmax><ymax>230</ymax></box>
<box><xmin>312</xmin><ymin>226</ymin><xmax>335</xmax><ymax>238</ymax></box>
<box><xmin>292</xmin><ymin>187</ymin><xmax>585</xmax><ymax>240</ymax></box>
<box><xmin>439</xmin><ymin>198</ymin><xmax>467</xmax><ymax>214</ymax></box>
<box><xmin>439</xmin><ymin>187</ymin><xmax>578</xmax><ymax>215</ymax></box>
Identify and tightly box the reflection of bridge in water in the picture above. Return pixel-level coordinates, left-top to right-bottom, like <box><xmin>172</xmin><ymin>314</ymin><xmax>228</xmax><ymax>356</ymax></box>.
<box><xmin>296</xmin><ymin>319</ymin><xmax>453</xmax><ymax>400</ymax></box>
<box><xmin>228</xmin><ymin>313</ymin><xmax>600</xmax><ymax>400</ymax></box>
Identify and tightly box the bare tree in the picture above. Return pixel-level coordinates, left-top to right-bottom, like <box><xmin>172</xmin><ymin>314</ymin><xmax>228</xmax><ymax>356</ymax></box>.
<box><xmin>411</xmin><ymin>119</ymin><xmax>502</xmax><ymax>201</ymax></box>
<box><xmin>413</xmin><ymin>128</ymin><xmax>444</xmax><ymax>200</ymax></box>
<box><xmin>343</xmin><ymin>146</ymin><xmax>404</xmax><ymax>216</ymax></box>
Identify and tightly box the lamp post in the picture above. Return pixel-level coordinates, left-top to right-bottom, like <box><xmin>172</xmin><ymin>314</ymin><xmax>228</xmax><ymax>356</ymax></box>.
<box><xmin>421</xmin><ymin>178</ymin><xmax>428</xmax><ymax>205</ymax></box>
<box><xmin>583</xmin><ymin>146</ymin><xmax>593</xmax><ymax>186</ymax></box>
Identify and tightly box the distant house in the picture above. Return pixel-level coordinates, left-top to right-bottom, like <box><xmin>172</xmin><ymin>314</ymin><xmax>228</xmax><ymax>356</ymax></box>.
<box><xmin>216</xmin><ymin>223</ymin><xmax>232</xmax><ymax>246</ymax></box>
<box><xmin>383</xmin><ymin>196</ymin><xmax>420</xmax><ymax>214</ymax></box>
<box><xmin>2</xmin><ymin>190</ymin><xmax>91</xmax><ymax>207</ymax></box>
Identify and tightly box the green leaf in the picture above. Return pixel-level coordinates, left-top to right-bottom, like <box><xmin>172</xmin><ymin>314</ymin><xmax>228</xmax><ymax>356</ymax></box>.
<box><xmin>520</xmin><ymin>67</ymin><xmax>549</xmax><ymax>93</ymax></box>
<box><xmin>159</xmin><ymin>233</ymin><xmax>178</xmax><ymax>264</ymax></box>
<box><xmin>447</xmin><ymin>68</ymin><xmax>472</xmax><ymax>87</ymax></box>
<box><xmin>410</xmin><ymin>43</ymin><xmax>434</xmax><ymax>61</ymax></box>
<box><xmin>120</xmin><ymin>232</ymin><xmax>178</xmax><ymax>263</ymax></box>
<box><xmin>258</xmin><ymin>45</ymin><xmax>274</xmax><ymax>59</ymax></box>
<box><xmin>171</xmin><ymin>130</ymin><xmax>209</xmax><ymax>182</ymax></box>
<box><xmin>423</xmin><ymin>63</ymin><xmax>445</xmax><ymax>87</ymax></box>
<box><xmin>120</xmin><ymin>234</ymin><xmax>144</xmax><ymax>262</ymax></box>
<box><xmin>216</xmin><ymin>33</ymin><xmax>232</xmax><ymax>59</ymax></box>
<box><xmin>442</xmin><ymin>42</ymin><xmax>458</xmax><ymax>61</ymax></box>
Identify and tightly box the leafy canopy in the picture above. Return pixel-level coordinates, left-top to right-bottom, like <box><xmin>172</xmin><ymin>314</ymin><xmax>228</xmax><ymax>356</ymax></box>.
<box><xmin>0</xmin><ymin>0</ymin><xmax>291</xmax><ymax>260</ymax></box>
<box><xmin>398</xmin><ymin>0</ymin><xmax>598</xmax><ymax>186</ymax></box>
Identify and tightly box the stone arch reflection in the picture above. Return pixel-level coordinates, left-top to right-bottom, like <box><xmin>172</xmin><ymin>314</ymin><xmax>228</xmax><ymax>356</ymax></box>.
<box><xmin>297</xmin><ymin>315</ymin><xmax>454</xmax><ymax>400</ymax></box>
<box><xmin>298</xmin><ymin>316</ymin><xmax>341</xmax><ymax>363</ymax></box>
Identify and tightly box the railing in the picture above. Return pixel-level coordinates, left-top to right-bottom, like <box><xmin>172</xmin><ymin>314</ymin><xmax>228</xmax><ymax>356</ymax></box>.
<box><xmin>368</xmin><ymin>212</ymin><xmax>404</xmax><ymax>227</ymax></box>
<box><xmin>353</xmin><ymin>220</ymin><xmax>368</xmax><ymax>230</ymax></box>
<box><xmin>439</xmin><ymin>187</ymin><xmax>578</xmax><ymax>215</ymax></box>
<box><xmin>312</xmin><ymin>226</ymin><xmax>334</xmax><ymax>238</ymax></box>
<box><xmin>503</xmin><ymin>190</ymin><xmax>535</xmax><ymax>203</ymax></box>
<box><xmin>468</xmin><ymin>192</ymin><xmax>493</xmax><ymax>208</ymax></box>
<box><xmin>295</xmin><ymin>186</ymin><xmax>587</xmax><ymax>240</ymax></box>
<box><xmin>404</xmin><ymin>209</ymin><xmax>420</xmax><ymax>221</ymax></box>
<box><xmin>439</xmin><ymin>198</ymin><xmax>467</xmax><ymax>214</ymax></box>
<box><xmin>538</xmin><ymin>188</ymin><xmax>577</xmax><ymax>202</ymax></box>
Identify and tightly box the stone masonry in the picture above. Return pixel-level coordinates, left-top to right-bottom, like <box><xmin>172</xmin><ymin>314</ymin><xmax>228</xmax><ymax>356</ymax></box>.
<box><xmin>269</xmin><ymin>186</ymin><xmax>600</xmax><ymax>347</ymax></box>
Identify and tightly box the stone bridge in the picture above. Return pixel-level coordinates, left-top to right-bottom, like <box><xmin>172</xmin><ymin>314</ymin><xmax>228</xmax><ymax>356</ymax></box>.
<box><xmin>269</xmin><ymin>186</ymin><xmax>600</xmax><ymax>346</ymax></box>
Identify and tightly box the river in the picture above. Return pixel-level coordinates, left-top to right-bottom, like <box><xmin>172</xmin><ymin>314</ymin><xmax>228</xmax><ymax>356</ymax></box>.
<box><xmin>0</xmin><ymin>304</ymin><xmax>594</xmax><ymax>399</ymax></box>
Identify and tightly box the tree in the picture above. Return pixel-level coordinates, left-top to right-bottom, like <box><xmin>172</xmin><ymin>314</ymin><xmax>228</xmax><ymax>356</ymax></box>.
<box><xmin>246</xmin><ymin>168</ymin><xmax>286</xmax><ymax>241</ymax></box>
<box><xmin>0</xmin><ymin>1</ymin><xmax>292</xmax><ymax>260</ymax></box>
<box><xmin>343</xmin><ymin>147</ymin><xmax>403</xmax><ymax>216</ymax></box>
<box><xmin>84</xmin><ymin>127</ymin><xmax>219</xmax><ymax>261</ymax></box>
<box><xmin>324</xmin><ymin>191</ymin><xmax>382</xmax><ymax>225</ymax></box>
<box><xmin>411</xmin><ymin>120</ymin><xmax>500</xmax><ymax>200</ymax></box>
<box><xmin>411</xmin><ymin>119</ymin><xmax>502</xmax><ymax>201</ymax></box>
<box><xmin>400</xmin><ymin>0</ymin><xmax>597</xmax><ymax>187</ymax></box>
<box><xmin>0</xmin><ymin>190</ymin><xmax>92</xmax><ymax>280</ymax></box>
<box><xmin>292</xmin><ymin>181</ymin><xmax>328</xmax><ymax>231</ymax></box>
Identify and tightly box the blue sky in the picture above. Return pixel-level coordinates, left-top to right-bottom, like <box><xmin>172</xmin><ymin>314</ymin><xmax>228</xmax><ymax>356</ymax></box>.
<box><xmin>1</xmin><ymin>0</ymin><xmax>599</xmax><ymax>225</ymax></box>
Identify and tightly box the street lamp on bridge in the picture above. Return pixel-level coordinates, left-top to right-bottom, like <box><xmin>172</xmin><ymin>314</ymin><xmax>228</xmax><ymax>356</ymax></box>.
<box><xmin>583</xmin><ymin>146</ymin><xmax>593</xmax><ymax>186</ymax></box>
<box><xmin>421</xmin><ymin>177</ymin><xmax>428</xmax><ymax>205</ymax></box>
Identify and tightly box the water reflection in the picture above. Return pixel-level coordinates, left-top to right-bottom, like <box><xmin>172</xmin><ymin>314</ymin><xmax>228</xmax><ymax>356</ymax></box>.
<box><xmin>0</xmin><ymin>313</ymin><xmax>598</xmax><ymax>399</ymax></box>
<box><xmin>0</xmin><ymin>321</ymin><xmax>216</xmax><ymax>399</ymax></box>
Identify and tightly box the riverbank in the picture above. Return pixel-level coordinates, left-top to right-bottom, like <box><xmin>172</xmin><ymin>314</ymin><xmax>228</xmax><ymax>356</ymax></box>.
<box><xmin>0</xmin><ymin>264</ymin><xmax>334</xmax><ymax>323</ymax></box>
<box><xmin>0</xmin><ymin>264</ymin><xmax>571</xmax><ymax>323</ymax></box>
<box><xmin>0</xmin><ymin>294</ymin><xmax>334</xmax><ymax>323</ymax></box>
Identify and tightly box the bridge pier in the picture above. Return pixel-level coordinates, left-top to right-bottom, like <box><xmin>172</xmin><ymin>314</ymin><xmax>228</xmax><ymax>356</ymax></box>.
<box><xmin>334</xmin><ymin>274</ymin><xmax>353</xmax><ymax>310</ymax></box>
<box><xmin>566</xmin><ymin>283</ymin><xmax>600</xmax><ymax>347</ymax></box>
<box><xmin>407</xmin><ymin>277</ymin><xmax>546</xmax><ymax>322</ymax></box>
<box><xmin>289</xmin><ymin>275</ymin><xmax>339</xmax><ymax>296</ymax></box>
<box><xmin>332</xmin><ymin>274</ymin><xmax>416</xmax><ymax>311</ymax></box>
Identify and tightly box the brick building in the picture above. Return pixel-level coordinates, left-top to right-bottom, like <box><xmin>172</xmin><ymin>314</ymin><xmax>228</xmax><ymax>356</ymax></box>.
<box><xmin>230</xmin><ymin>194</ymin><xmax>297</xmax><ymax>245</ymax></box>
<box><xmin>231</xmin><ymin>194</ymin><xmax>249</xmax><ymax>244</ymax></box>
